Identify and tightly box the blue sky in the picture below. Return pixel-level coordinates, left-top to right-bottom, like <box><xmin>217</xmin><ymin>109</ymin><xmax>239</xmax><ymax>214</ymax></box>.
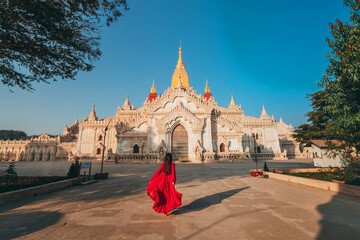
<box><xmin>0</xmin><ymin>0</ymin><xmax>351</xmax><ymax>135</ymax></box>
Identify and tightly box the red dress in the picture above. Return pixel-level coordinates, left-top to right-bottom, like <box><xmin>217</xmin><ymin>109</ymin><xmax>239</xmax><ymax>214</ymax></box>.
<box><xmin>147</xmin><ymin>163</ymin><xmax>182</xmax><ymax>214</ymax></box>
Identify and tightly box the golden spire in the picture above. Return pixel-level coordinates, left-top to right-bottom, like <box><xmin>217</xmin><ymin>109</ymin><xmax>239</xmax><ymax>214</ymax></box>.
<box><xmin>204</xmin><ymin>79</ymin><xmax>212</xmax><ymax>100</ymax></box>
<box><xmin>172</xmin><ymin>43</ymin><xmax>190</xmax><ymax>87</ymax></box>
<box><xmin>205</xmin><ymin>80</ymin><xmax>210</xmax><ymax>93</ymax></box>
<box><xmin>150</xmin><ymin>80</ymin><xmax>156</xmax><ymax>93</ymax></box>
<box><xmin>177</xmin><ymin>44</ymin><xmax>183</xmax><ymax>66</ymax></box>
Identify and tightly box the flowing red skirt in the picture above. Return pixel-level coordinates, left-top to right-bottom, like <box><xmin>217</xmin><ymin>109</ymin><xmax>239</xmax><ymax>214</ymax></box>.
<box><xmin>147</xmin><ymin>172</ymin><xmax>182</xmax><ymax>214</ymax></box>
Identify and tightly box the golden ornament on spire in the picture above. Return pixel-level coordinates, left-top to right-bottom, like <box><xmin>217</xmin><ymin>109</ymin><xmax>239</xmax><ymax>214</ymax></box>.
<box><xmin>148</xmin><ymin>80</ymin><xmax>157</xmax><ymax>101</ymax></box>
<box><xmin>171</xmin><ymin>43</ymin><xmax>190</xmax><ymax>87</ymax></box>
<box><xmin>205</xmin><ymin>80</ymin><xmax>210</xmax><ymax>93</ymax></box>
<box><xmin>204</xmin><ymin>80</ymin><xmax>212</xmax><ymax>100</ymax></box>
<box><xmin>150</xmin><ymin>80</ymin><xmax>156</xmax><ymax>93</ymax></box>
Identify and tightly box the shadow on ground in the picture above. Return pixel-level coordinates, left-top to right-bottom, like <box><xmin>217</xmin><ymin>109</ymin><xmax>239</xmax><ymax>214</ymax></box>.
<box><xmin>0</xmin><ymin>210</ymin><xmax>62</xmax><ymax>240</ymax></box>
<box><xmin>0</xmin><ymin>164</ymin><xmax>250</xmax><ymax>211</ymax></box>
<box><xmin>316</xmin><ymin>185</ymin><xmax>360</xmax><ymax>239</ymax></box>
<box><xmin>0</xmin><ymin>163</ymin><xmax>251</xmax><ymax>238</ymax></box>
<box><xmin>173</xmin><ymin>187</ymin><xmax>250</xmax><ymax>215</ymax></box>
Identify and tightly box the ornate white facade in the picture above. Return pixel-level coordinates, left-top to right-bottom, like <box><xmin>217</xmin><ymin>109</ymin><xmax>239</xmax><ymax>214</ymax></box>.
<box><xmin>0</xmin><ymin>46</ymin><xmax>303</xmax><ymax>163</ymax></box>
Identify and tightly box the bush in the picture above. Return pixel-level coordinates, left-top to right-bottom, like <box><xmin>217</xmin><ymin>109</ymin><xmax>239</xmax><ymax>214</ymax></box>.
<box><xmin>0</xmin><ymin>162</ymin><xmax>18</xmax><ymax>183</ymax></box>
<box><xmin>5</xmin><ymin>162</ymin><xmax>17</xmax><ymax>176</ymax></box>
<box><xmin>263</xmin><ymin>161</ymin><xmax>269</xmax><ymax>172</ymax></box>
<box><xmin>0</xmin><ymin>176</ymin><xmax>68</xmax><ymax>193</ymax></box>
<box><xmin>331</xmin><ymin>163</ymin><xmax>360</xmax><ymax>184</ymax></box>
<box><xmin>67</xmin><ymin>161</ymin><xmax>80</xmax><ymax>178</ymax></box>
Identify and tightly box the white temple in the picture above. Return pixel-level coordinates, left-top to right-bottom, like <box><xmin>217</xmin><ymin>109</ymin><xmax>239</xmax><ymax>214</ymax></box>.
<box><xmin>0</xmin><ymin>45</ymin><xmax>303</xmax><ymax>163</ymax></box>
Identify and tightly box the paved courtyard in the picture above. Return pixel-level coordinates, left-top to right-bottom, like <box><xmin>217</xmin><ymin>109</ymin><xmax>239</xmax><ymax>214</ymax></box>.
<box><xmin>0</xmin><ymin>160</ymin><xmax>359</xmax><ymax>239</ymax></box>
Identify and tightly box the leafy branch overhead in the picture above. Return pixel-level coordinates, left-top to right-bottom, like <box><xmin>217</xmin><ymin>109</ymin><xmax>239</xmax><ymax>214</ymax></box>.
<box><xmin>294</xmin><ymin>0</ymin><xmax>360</xmax><ymax>162</ymax></box>
<box><xmin>0</xmin><ymin>0</ymin><xmax>128</xmax><ymax>90</ymax></box>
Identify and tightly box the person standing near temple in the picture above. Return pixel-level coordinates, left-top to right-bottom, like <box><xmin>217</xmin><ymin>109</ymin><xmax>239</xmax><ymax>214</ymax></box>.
<box><xmin>147</xmin><ymin>153</ymin><xmax>182</xmax><ymax>216</ymax></box>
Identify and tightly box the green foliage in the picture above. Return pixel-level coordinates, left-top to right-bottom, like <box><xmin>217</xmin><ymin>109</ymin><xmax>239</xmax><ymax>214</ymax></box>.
<box><xmin>5</xmin><ymin>162</ymin><xmax>17</xmax><ymax>176</ymax></box>
<box><xmin>67</xmin><ymin>161</ymin><xmax>80</xmax><ymax>178</ymax></box>
<box><xmin>332</xmin><ymin>163</ymin><xmax>360</xmax><ymax>184</ymax></box>
<box><xmin>0</xmin><ymin>176</ymin><xmax>68</xmax><ymax>193</ymax></box>
<box><xmin>293</xmin><ymin>91</ymin><xmax>337</xmax><ymax>143</ymax></box>
<box><xmin>0</xmin><ymin>0</ymin><xmax>128</xmax><ymax>90</ymax></box>
<box><xmin>263</xmin><ymin>161</ymin><xmax>269</xmax><ymax>172</ymax></box>
<box><xmin>0</xmin><ymin>162</ymin><xmax>18</xmax><ymax>183</ymax></box>
<box><xmin>288</xmin><ymin>172</ymin><xmax>334</xmax><ymax>182</ymax></box>
<box><xmin>295</xmin><ymin>0</ymin><xmax>360</xmax><ymax>163</ymax></box>
<box><xmin>0</xmin><ymin>130</ymin><xmax>27</xmax><ymax>140</ymax></box>
<box><xmin>287</xmin><ymin>166</ymin><xmax>360</xmax><ymax>186</ymax></box>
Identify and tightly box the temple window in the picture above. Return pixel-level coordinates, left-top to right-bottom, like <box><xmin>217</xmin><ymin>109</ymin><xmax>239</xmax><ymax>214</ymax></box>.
<box><xmin>133</xmin><ymin>144</ymin><xmax>139</xmax><ymax>153</ymax></box>
<box><xmin>220</xmin><ymin>143</ymin><xmax>225</xmax><ymax>152</ymax></box>
<box><xmin>96</xmin><ymin>148</ymin><xmax>101</xmax><ymax>155</ymax></box>
<box><xmin>256</xmin><ymin>133</ymin><xmax>259</xmax><ymax>140</ymax></box>
<box><xmin>99</xmin><ymin>135</ymin><xmax>102</xmax><ymax>141</ymax></box>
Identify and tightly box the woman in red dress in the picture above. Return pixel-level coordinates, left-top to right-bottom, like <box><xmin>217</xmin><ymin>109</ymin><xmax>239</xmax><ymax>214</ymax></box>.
<box><xmin>147</xmin><ymin>153</ymin><xmax>182</xmax><ymax>216</ymax></box>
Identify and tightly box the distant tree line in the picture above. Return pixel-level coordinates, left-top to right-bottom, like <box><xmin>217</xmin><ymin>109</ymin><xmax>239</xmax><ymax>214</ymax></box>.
<box><xmin>0</xmin><ymin>130</ymin><xmax>57</xmax><ymax>141</ymax></box>
<box><xmin>0</xmin><ymin>130</ymin><xmax>27</xmax><ymax>140</ymax></box>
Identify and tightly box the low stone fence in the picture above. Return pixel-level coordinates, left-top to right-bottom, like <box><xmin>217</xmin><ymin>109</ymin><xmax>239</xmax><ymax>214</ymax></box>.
<box><xmin>216</xmin><ymin>152</ymin><xmax>250</xmax><ymax>162</ymax></box>
<box><xmin>116</xmin><ymin>153</ymin><xmax>159</xmax><ymax>164</ymax></box>
<box><xmin>0</xmin><ymin>178</ymin><xmax>77</xmax><ymax>205</ymax></box>
<box><xmin>273</xmin><ymin>168</ymin><xmax>333</xmax><ymax>174</ymax></box>
<box><xmin>266</xmin><ymin>171</ymin><xmax>360</xmax><ymax>198</ymax></box>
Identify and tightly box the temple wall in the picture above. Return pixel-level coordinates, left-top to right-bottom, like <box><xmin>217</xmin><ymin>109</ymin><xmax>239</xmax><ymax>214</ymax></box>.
<box><xmin>78</xmin><ymin>128</ymin><xmax>96</xmax><ymax>154</ymax></box>
<box><xmin>263</xmin><ymin>127</ymin><xmax>281</xmax><ymax>153</ymax></box>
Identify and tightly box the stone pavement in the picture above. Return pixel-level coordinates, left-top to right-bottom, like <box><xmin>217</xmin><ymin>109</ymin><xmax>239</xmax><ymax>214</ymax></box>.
<box><xmin>0</xmin><ymin>162</ymin><xmax>359</xmax><ymax>240</ymax></box>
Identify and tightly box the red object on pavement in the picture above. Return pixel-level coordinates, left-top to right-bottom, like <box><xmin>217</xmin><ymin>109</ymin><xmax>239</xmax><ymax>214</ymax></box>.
<box><xmin>250</xmin><ymin>170</ymin><xmax>264</xmax><ymax>177</ymax></box>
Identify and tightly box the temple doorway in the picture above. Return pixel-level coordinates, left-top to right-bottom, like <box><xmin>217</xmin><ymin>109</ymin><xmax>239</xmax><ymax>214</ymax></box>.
<box><xmin>171</xmin><ymin>124</ymin><xmax>188</xmax><ymax>161</ymax></box>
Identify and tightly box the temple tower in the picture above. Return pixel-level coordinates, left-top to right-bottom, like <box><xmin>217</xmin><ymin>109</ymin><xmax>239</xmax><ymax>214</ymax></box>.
<box><xmin>171</xmin><ymin>44</ymin><xmax>190</xmax><ymax>87</ymax></box>
<box><xmin>148</xmin><ymin>80</ymin><xmax>157</xmax><ymax>101</ymax></box>
<box><xmin>204</xmin><ymin>80</ymin><xmax>212</xmax><ymax>100</ymax></box>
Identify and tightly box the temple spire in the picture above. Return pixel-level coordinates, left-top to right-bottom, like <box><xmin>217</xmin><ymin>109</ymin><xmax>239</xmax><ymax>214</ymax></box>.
<box><xmin>229</xmin><ymin>94</ymin><xmax>237</xmax><ymax>107</ymax></box>
<box><xmin>150</xmin><ymin>80</ymin><xmax>156</xmax><ymax>93</ymax></box>
<box><xmin>260</xmin><ymin>105</ymin><xmax>271</xmax><ymax>120</ymax></box>
<box><xmin>204</xmin><ymin>80</ymin><xmax>212</xmax><ymax>100</ymax></box>
<box><xmin>148</xmin><ymin>80</ymin><xmax>157</xmax><ymax>101</ymax></box>
<box><xmin>205</xmin><ymin>80</ymin><xmax>210</xmax><ymax>93</ymax></box>
<box><xmin>88</xmin><ymin>104</ymin><xmax>98</xmax><ymax>121</ymax></box>
<box><xmin>172</xmin><ymin>43</ymin><xmax>190</xmax><ymax>87</ymax></box>
<box><xmin>177</xmin><ymin>44</ymin><xmax>184</xmax><ymax>67</ymax></box>
<box><xmin>122</xmin><ymin>96</ymin><xmax>131</xmax><ymax>110</ymax></box>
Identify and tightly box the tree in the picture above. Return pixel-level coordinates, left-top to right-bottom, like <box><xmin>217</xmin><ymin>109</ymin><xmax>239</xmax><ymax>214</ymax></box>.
<box><xmin>294</xmin><ymin>90</ymin><xmax>336</xmax><ymax>143</ymax></box>
<box><xmin>0</xmin><ymin>130</ymin><xmax>27</xmax><ymax>140</ymax></box>
<box><xmin>296</xmin><ymin>0</ymin><xmax>360</xmax><ymax>163</ymax></box>
<box><xmin>0</xmin><ymin>0</ymin><xmax>128</xmax><ymax>91</ymax></box>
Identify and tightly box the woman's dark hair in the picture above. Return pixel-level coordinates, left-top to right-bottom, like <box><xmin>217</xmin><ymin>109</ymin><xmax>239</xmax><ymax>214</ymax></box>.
<box><xmin>163</xmin><ymin>153</ymin><xmax>172</xmax><ymax>174</ymax></box>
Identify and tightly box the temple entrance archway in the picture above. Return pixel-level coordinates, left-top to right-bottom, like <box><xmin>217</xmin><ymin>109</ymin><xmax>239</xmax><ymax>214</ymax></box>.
<box><xmin>171</xmin><ymin>124</ymin><xmax>188</xmax><ymax>162</ymax></box>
